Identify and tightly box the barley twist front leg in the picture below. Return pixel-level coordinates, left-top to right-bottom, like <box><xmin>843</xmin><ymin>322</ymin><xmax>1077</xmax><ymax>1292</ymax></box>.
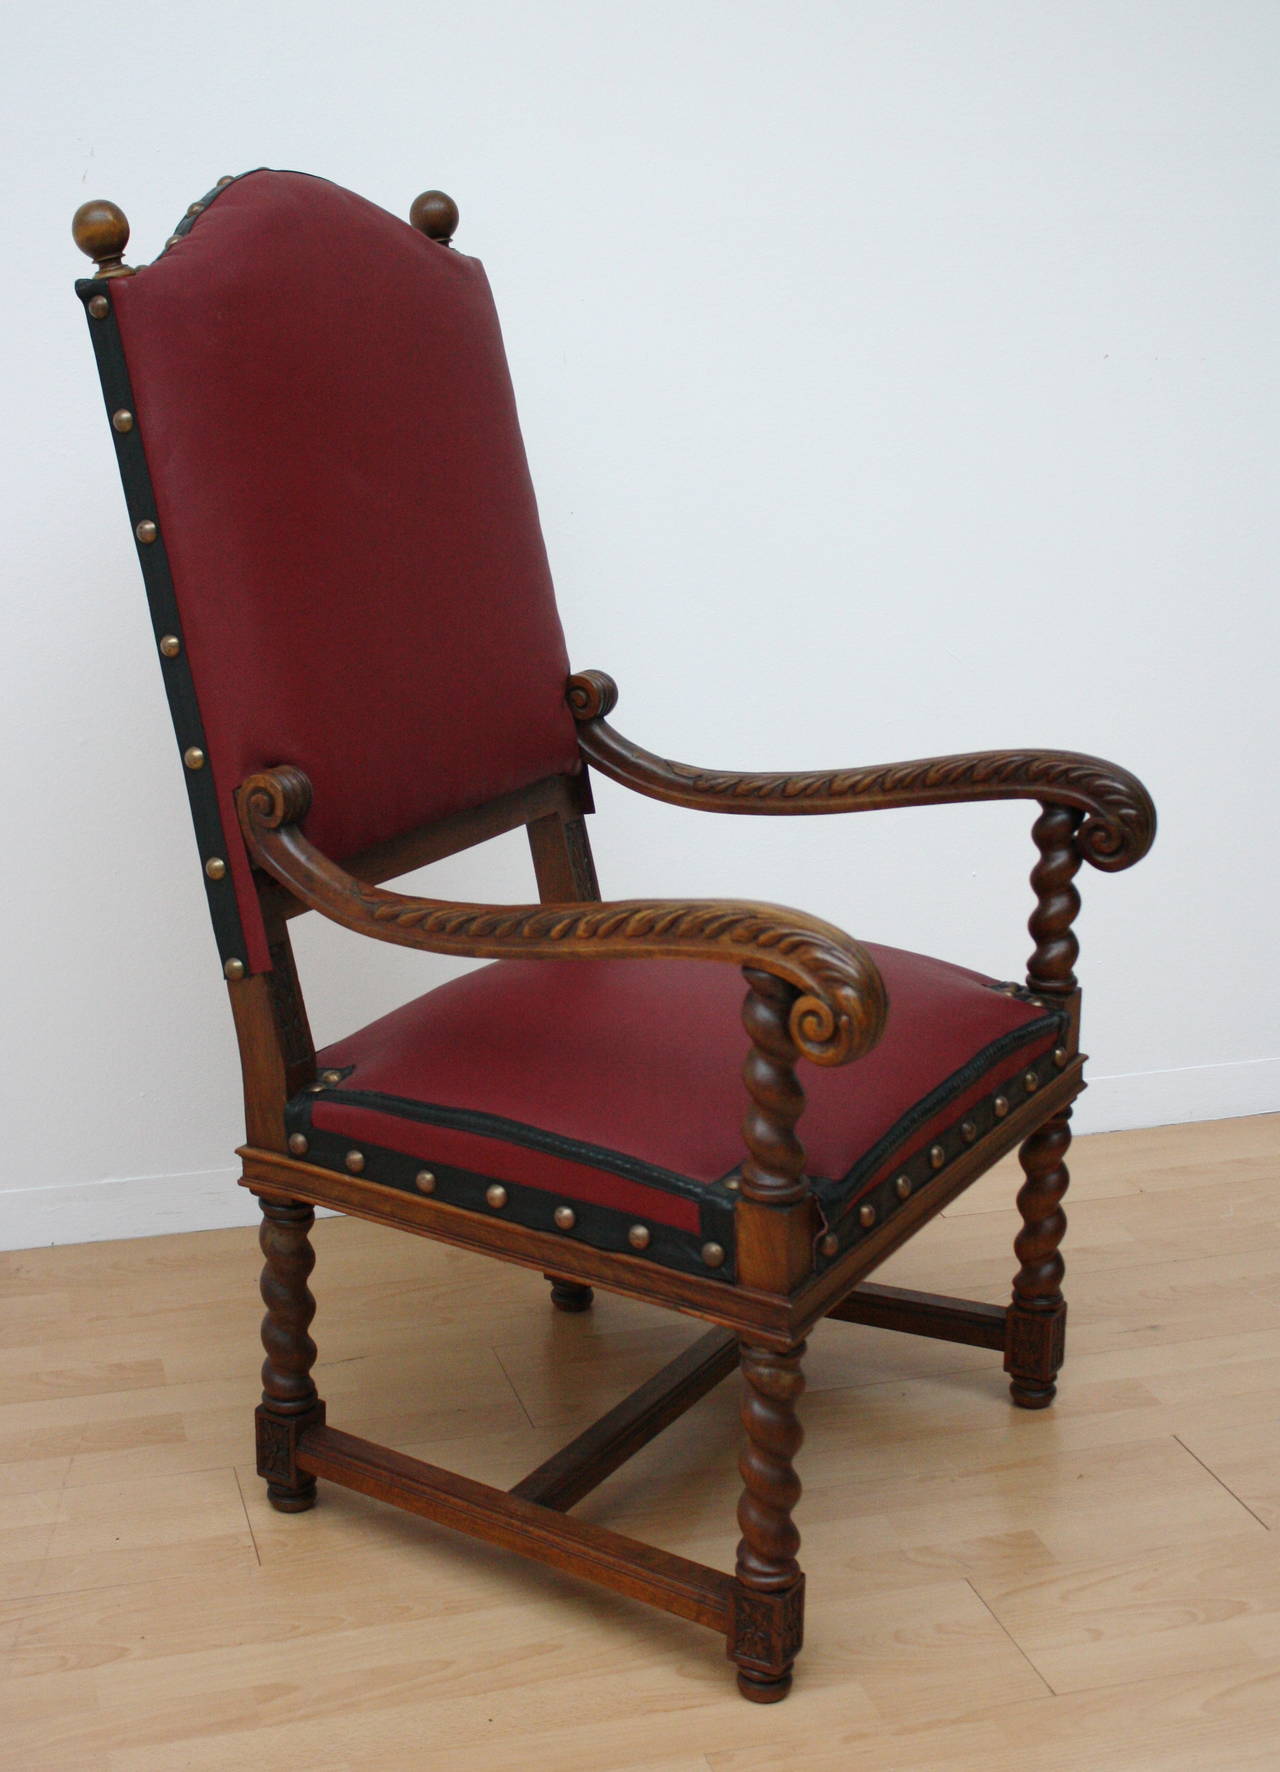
<box><xmin>256</xmin><ymin>1197</ymin><xmax>324</xmax><ymax>1510</ymax></box>
<box><xmin>1006</xmin><ymin>1109</ymin><xmax>1072</xmax><ymax>1407</ymax></box>
<box><xmin>730</xmin><ymin>1341</ymin><xmax>807</xmax><ymax>1701</ymax></box>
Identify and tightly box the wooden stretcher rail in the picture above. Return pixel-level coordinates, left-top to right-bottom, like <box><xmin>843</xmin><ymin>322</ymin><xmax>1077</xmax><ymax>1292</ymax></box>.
<box><xmin>297</xmin><ymin>1423</ymin><xmax>735</xmax><ymax>1633</ymax></box>
<box><xmin>510</xmin><ymin>1327</ymin><xmax>739</xmax><ymax>1511</ymax></box>
<box><xmin>827</xmin><ymin>1281</ymin><xmax>1007</xmax><ymax>1349</ymax></box>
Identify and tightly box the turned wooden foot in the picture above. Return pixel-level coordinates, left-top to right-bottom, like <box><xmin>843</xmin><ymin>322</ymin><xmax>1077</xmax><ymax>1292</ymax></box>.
<box><xmin>729</xmin><ymin>1341</ymin><xmax>806</xmax><ymax>1699</ymax></box>
<box><xmin>1005</xmin><ymin>1108</ymin><xmax>1071</xmax><ymax>1408</ymax></box>
<box><xmin>545</xmin><ymin>1275</ymin><xmax>594</xmax><ymax>1313</ymax></box>
<box><xmin>256</xmin><ymin>1197</ymin><xmax>323</xmax><ymax>1510</ymax></box>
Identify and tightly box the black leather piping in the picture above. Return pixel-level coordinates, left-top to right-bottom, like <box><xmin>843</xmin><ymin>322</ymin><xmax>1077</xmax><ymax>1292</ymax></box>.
<box><xmin>297</xmin><ymin>1085</ymin><xmax>722</xmax><ymax>1206</ymax></box>
<box><xmin>810</xmin><ymin>1033</ymin><xmax>1075</xmax><ymax>1269</ymax></box>
<box><xmin>285</xmin><ymin>1100</ymin><xmax>737</xmax><ymax>1283</ymax></box>
<box><xmin>75</xmin><ymin>275</ymin><xmax>249</xmax><ymax>970</ymax></box>
<box><xmin>831</xmin><ymin>1008</ymin><xmax>1067</xmax><ymax>1195</ymax></box>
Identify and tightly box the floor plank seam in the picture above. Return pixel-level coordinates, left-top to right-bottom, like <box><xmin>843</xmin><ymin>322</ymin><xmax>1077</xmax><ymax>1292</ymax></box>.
<box><xmin>233</xmin><ymin>1465</ymin><xmax>263</xmax><ymax>1566</ymax></box>
<box><xmin>489</xmin><ymin>1346</ymin><xmax>536</xmax><ymax>1430</ymax></box>
<box><xmin>964</xmin><ymin>1578</ymin><xmax>1058</xmax><ymax>1697</ymax></box>
<box><xmin>1171</xmin><ymin>1433</ymin><xmax>1271</xmax><ymax>1531</ymax></box>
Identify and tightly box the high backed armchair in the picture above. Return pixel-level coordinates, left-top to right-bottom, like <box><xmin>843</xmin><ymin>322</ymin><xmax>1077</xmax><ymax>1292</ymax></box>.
<box><xmin>73</xmin><ymin>170</ymin><xmax>1154</xmax><ymax>1702</ymax></box>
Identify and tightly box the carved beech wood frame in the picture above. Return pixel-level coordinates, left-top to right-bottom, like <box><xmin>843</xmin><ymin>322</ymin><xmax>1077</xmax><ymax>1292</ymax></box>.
<box><xmin>76</xmin><ymin>180</ymin><xmax>1155</xmax><ymax>1701</ymax></box>
<box><xmin>228</xmin><ymin>673</ymin><xmax>1149</xmax><ymax>1700</ymax></box>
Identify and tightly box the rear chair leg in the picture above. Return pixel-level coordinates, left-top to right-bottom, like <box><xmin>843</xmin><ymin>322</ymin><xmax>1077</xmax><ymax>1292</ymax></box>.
<box><xmin>1005</xmin><ymin>1108</ymin><xmax>1071</xmax><ymax>1408</ymax></box>
<box><xmin>545</xmin><ymin>1275</ymin><xmax>594</xmax><ymax>1313</ymax></box>
<box><xmin>729</xmin><ymin>1340</ymin><xmax>807</xmax><ymax>1702</ymax></box>
<box><xmin>255</xmin><ymin>1197</ymin><xmax>324</xmax><ymax>1509</ymax></box>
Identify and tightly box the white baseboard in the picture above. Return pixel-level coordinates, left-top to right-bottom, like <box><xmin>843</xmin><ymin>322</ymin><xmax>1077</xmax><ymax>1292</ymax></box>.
<box><xmin>3</xmin><ymin>1058</ymin><xmax>1275</xmax><ymax>1252</ymax></box>
<box><xmin>1075</xmin><ymin>1055</ymin><xmax>1279</xmax><ymax>1134</ymax></box>
<box><xmin>0</xmin><ymin>1167</ymin><xmax>336</xmax><ymax>1252</ymax></box>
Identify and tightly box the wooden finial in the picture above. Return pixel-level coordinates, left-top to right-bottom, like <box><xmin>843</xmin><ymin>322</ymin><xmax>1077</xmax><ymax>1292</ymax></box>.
<box><xmin>409</xmin><ymin>190</ymin><xmax>459</xmax><ymax>246</ymax></box>
<box><xmin>72</xmin><ymin>200</ymin><xmax>134</xmax><ymax>278</ymax></box>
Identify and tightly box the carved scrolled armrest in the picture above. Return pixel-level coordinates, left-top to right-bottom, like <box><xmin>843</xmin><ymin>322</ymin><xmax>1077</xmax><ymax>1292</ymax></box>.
<box><xmin>237</xmin><ymin>767</ymin><xmax>887</xmax><ymax>1068</ymax></box>
<box><xmin>567</xmin><ymin>672</ymin><xmax>1155</xmax><ymax>873</ymax></box>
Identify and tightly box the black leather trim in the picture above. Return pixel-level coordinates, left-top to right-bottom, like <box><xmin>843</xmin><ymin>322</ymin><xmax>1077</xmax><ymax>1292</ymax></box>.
<box><xmin>286</xmin><ymin>1103</ymin><xmax>736</xmax><ymax>1283</ymax></box>
<box><xmin>831</xmin><ymin>1010</ymin><xmax>1066</xmax><ymax>1196</ymax></box>
<box><xmin>302</xmin><ymin>1084</ymin><xmax>719</xmax><ymax>1206</ymax></box>
<box><xmin>75</xmin><ymin>276</ymin><xmax>249</xmax><ymax>970</ymax></box>
<box><xmin>810</xmin><ymin>1034</ymin><xmax>1076</xmax><ymax>1268</ymax></box>
<box><xmin>153</xmin><ymin>172</ymin><xmax>258</xmax><ymax>262</ymax></box>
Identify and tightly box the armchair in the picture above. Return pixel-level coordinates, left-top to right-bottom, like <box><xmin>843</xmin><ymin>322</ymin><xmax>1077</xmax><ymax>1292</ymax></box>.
<box><xmin>74</xmin><ymin>169</ymin><xmax>1154</xmax><ymax>1702</ymax></box>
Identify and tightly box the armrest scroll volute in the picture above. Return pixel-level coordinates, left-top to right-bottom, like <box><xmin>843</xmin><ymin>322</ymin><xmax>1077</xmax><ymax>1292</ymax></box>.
<box><xmin>237</xmin><ymin>766</ymin><xmax>887</xmax><ymax>1068</ymax></box>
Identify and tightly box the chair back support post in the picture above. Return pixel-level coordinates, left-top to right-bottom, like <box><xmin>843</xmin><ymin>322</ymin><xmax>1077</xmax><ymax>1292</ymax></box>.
<box><xmin>527</xmin><ymin>775</ymin><xmax>601</xmax><ymax>903</ymax></box>
<box><xmin>228</xmin><ymin>883</ymin><xmax>316</xmax><ymax>1151</ymax></box>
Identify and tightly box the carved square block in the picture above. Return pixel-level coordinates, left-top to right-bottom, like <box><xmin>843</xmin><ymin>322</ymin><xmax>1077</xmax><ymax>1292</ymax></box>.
<box><xmin>255</xmin><ymin>1401</ymin><xmax>325</xmax><ymax>1487</ymax></box>
<box><xmin>728</xmin><ymin>1576</ymin><xmax>805</xmax><ymax>1676</ymax></box>
<box><xmin>1004</xmin><ymin>1301</ymin><xmax>1067</xmax><ymax>1381</ymax></box>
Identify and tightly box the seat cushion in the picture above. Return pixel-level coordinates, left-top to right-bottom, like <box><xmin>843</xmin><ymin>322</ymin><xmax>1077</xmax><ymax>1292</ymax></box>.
<box><xmin>284</xmin><ymin>943</ymin><xmax>1070</xmax><ymax>1284</ymax></box>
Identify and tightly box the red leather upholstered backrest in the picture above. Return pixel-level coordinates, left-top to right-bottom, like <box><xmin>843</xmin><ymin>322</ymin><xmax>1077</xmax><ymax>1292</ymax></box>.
<box><xmin>108</xmin><ymin>170</ymin><xmax>580</xmax><ymax>968</ymax></box>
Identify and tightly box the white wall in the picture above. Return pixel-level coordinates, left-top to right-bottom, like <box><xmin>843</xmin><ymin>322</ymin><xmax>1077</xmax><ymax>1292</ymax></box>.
<box><xmin>3</xmin><ymin>2</ymin><xmax>1275</xmax><ymax>1249</ymax></box>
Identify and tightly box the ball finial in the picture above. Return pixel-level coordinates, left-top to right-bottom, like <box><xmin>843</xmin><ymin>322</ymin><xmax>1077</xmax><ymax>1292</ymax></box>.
<box><xmin>72</xmin><ymin>200</ymin><xmax>132</xmax><ymax>277</ymax></box>
<box><xmin>409</xmin><ymin>190</ymin><xmax>459</xmax><ymax>245</ymax></box>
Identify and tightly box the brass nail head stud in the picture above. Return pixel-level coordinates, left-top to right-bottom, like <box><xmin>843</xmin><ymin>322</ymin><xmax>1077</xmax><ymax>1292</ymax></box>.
<box><xmin>222</xmin><ymin>957</ymin><xmax>245</xmax><ymax>981</ymax></box>
<box><xmin>554</xmin><ymin>1205</ymin><xmax>576</xmax><ymax>1230</ymax></box>
<box><xmin>187</xmin><ymin>201</ymin><xmax>204</xmax><ymax>217</ymax></box>
<box><xmin>183</xmin><ymin>746</ymin><xmax>205</xmax><ymax>770</ymax></box>
<box><xmin>288</xmin><ymin>1133</ymin><xmax>308</xmax><ymax>1156</ymax></box>
<box><xmin>961</xmin><ymin>1119</ymin><xmax>978</xmax><ymax>1144</ymax></box>
<box><xmin>320</xmin><ymin>1069</ymin><xmax>342</xmax><ymax>1086</ymax></box>
<box><xmin>165</xmin><ymin>234</ymin><xmax>182</xmax><ymax>249</ymax></box>
<box><xmin>158</xmin><ymin>634</ymin><xmax>181</xmax><ymax>657</ymax></box>
<box><xmin>204</xmin><ymin>856</ymin><xmax>227</xmax><ymax>880</ymax></box>
<box><xmin>929</xmin><ymin>1144</ymin><xmax>946</xmax><ymax>1170</ymax></box>
<box><xmin>415</xmin><ymin>1170</ymin><xmax>436</xmax><ymax>1193</ymax></box>
<box><xmin>87</xmin><ymin>295</ymin><xmax>110</xmax><ymax>319</ymax></box>
<box><xmin>485</xmin><ymin>1184</ymin><xmax>507</xmax><ymax>1209</ymax></box>
<box><xmin>1053</xmin><ymin>1046</ymin><xmax>1069</xmax><ymax>1068</ymax></box>
<box><xmin>135</xmin><ymin>519</ymin><xmax>157</xmax><ymax>544</ymax></box>
<box><xmin>627</xmin><ymin>1224</ymin><xmax>651</xmax><ymax>1251</ymax></box>
<box><xmin>895</xmin><ymin>1174</ymin><xmax>912</xmax><ymax>1199</ymax></box>
<box><xmin>216</xmin><ymin>175</ymin><xmax>235</xmax><ymax>188</ymax></box>
<box><xmin>858</xmin><ymin>1203</ymin><xmax>877</xmax><ymax>1228</ymax></box>
<box><xmin>345</xmin><ymin>1150</ymin><xmax>365</xmax><ymax>1174</ymax></box>
<box><xmin>1024</xmin><ymin>1069</ymin><xmax>1040</xmax><ymax>1093</ymax></box>
<box><xmin>994</xmin><ymin>1094</ymin><xmax>1010</xmax><ymax>1119</ymax></box>
<box><xmin>112</xmin><ymin>409</ymin><xmax>134</xmax><ymax>433</ymax></box>
<box><xmin>818</xmin><ymin>1232</ymin><xmax>839</xmax><ymax>1258</ymax></box>
<box><xmin>701</xmin><ymin>1241</ymin><xmax>726</xmax><ymax>1268</ymax></box>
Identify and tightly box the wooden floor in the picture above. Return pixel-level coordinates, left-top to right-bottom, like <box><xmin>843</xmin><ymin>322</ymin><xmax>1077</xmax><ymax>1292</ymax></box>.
<box><xmin>2</xmin><ymin>1113</ymin><xmax>1278</xmax><ymax>1771</ymax></box>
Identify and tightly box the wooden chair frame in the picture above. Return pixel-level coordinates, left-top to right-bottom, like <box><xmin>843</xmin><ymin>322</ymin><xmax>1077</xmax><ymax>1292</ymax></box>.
<box><xmin>73</xmin><ymin>187</ymin><xmax>1155</xmax><ymax>1702</ymax></box>
<box><xmin>232</xmin><ymin>676</ymin><xmax>1150</xmax><ymax>1701</ymax></box>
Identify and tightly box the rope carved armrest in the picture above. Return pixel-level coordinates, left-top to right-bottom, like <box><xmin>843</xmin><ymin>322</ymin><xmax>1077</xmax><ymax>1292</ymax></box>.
<box><xmin>237</xmin><ymin>767</ymin><xmax>887</xmax><ymax>1070</ymax></box>
<box><xmin>567</xmin><ymin>672</ymin><xmax>1156</xmax><ymax>874</ymax></box>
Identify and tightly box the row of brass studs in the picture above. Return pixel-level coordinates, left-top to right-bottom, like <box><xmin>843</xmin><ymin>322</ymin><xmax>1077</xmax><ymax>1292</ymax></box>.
<box><xmin>816</xmin><ymin>1043</ymin><xmax>1073</xmax><ymax>1263</ymax></box>
<box><xmin>285</xmin><ymin>1126</ymin><xmax>727</xmax><ymax>1268</ymax></box>
<box><xmin>92</xmin><ymin>293</ymin><xmax>248</xmax><ymax>985</ymax></box>
<box><xmin>162</xmin><ymin>179</ymin><xmax>235</xmax><ymax>252</ymax></box>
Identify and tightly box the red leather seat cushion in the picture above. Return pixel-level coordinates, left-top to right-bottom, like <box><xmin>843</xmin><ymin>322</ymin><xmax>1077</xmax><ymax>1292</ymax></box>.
<box><xmin>289</xmin><ymin>943</ymin><xmax>1065</xmax><ymax>1279</ymax></box>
